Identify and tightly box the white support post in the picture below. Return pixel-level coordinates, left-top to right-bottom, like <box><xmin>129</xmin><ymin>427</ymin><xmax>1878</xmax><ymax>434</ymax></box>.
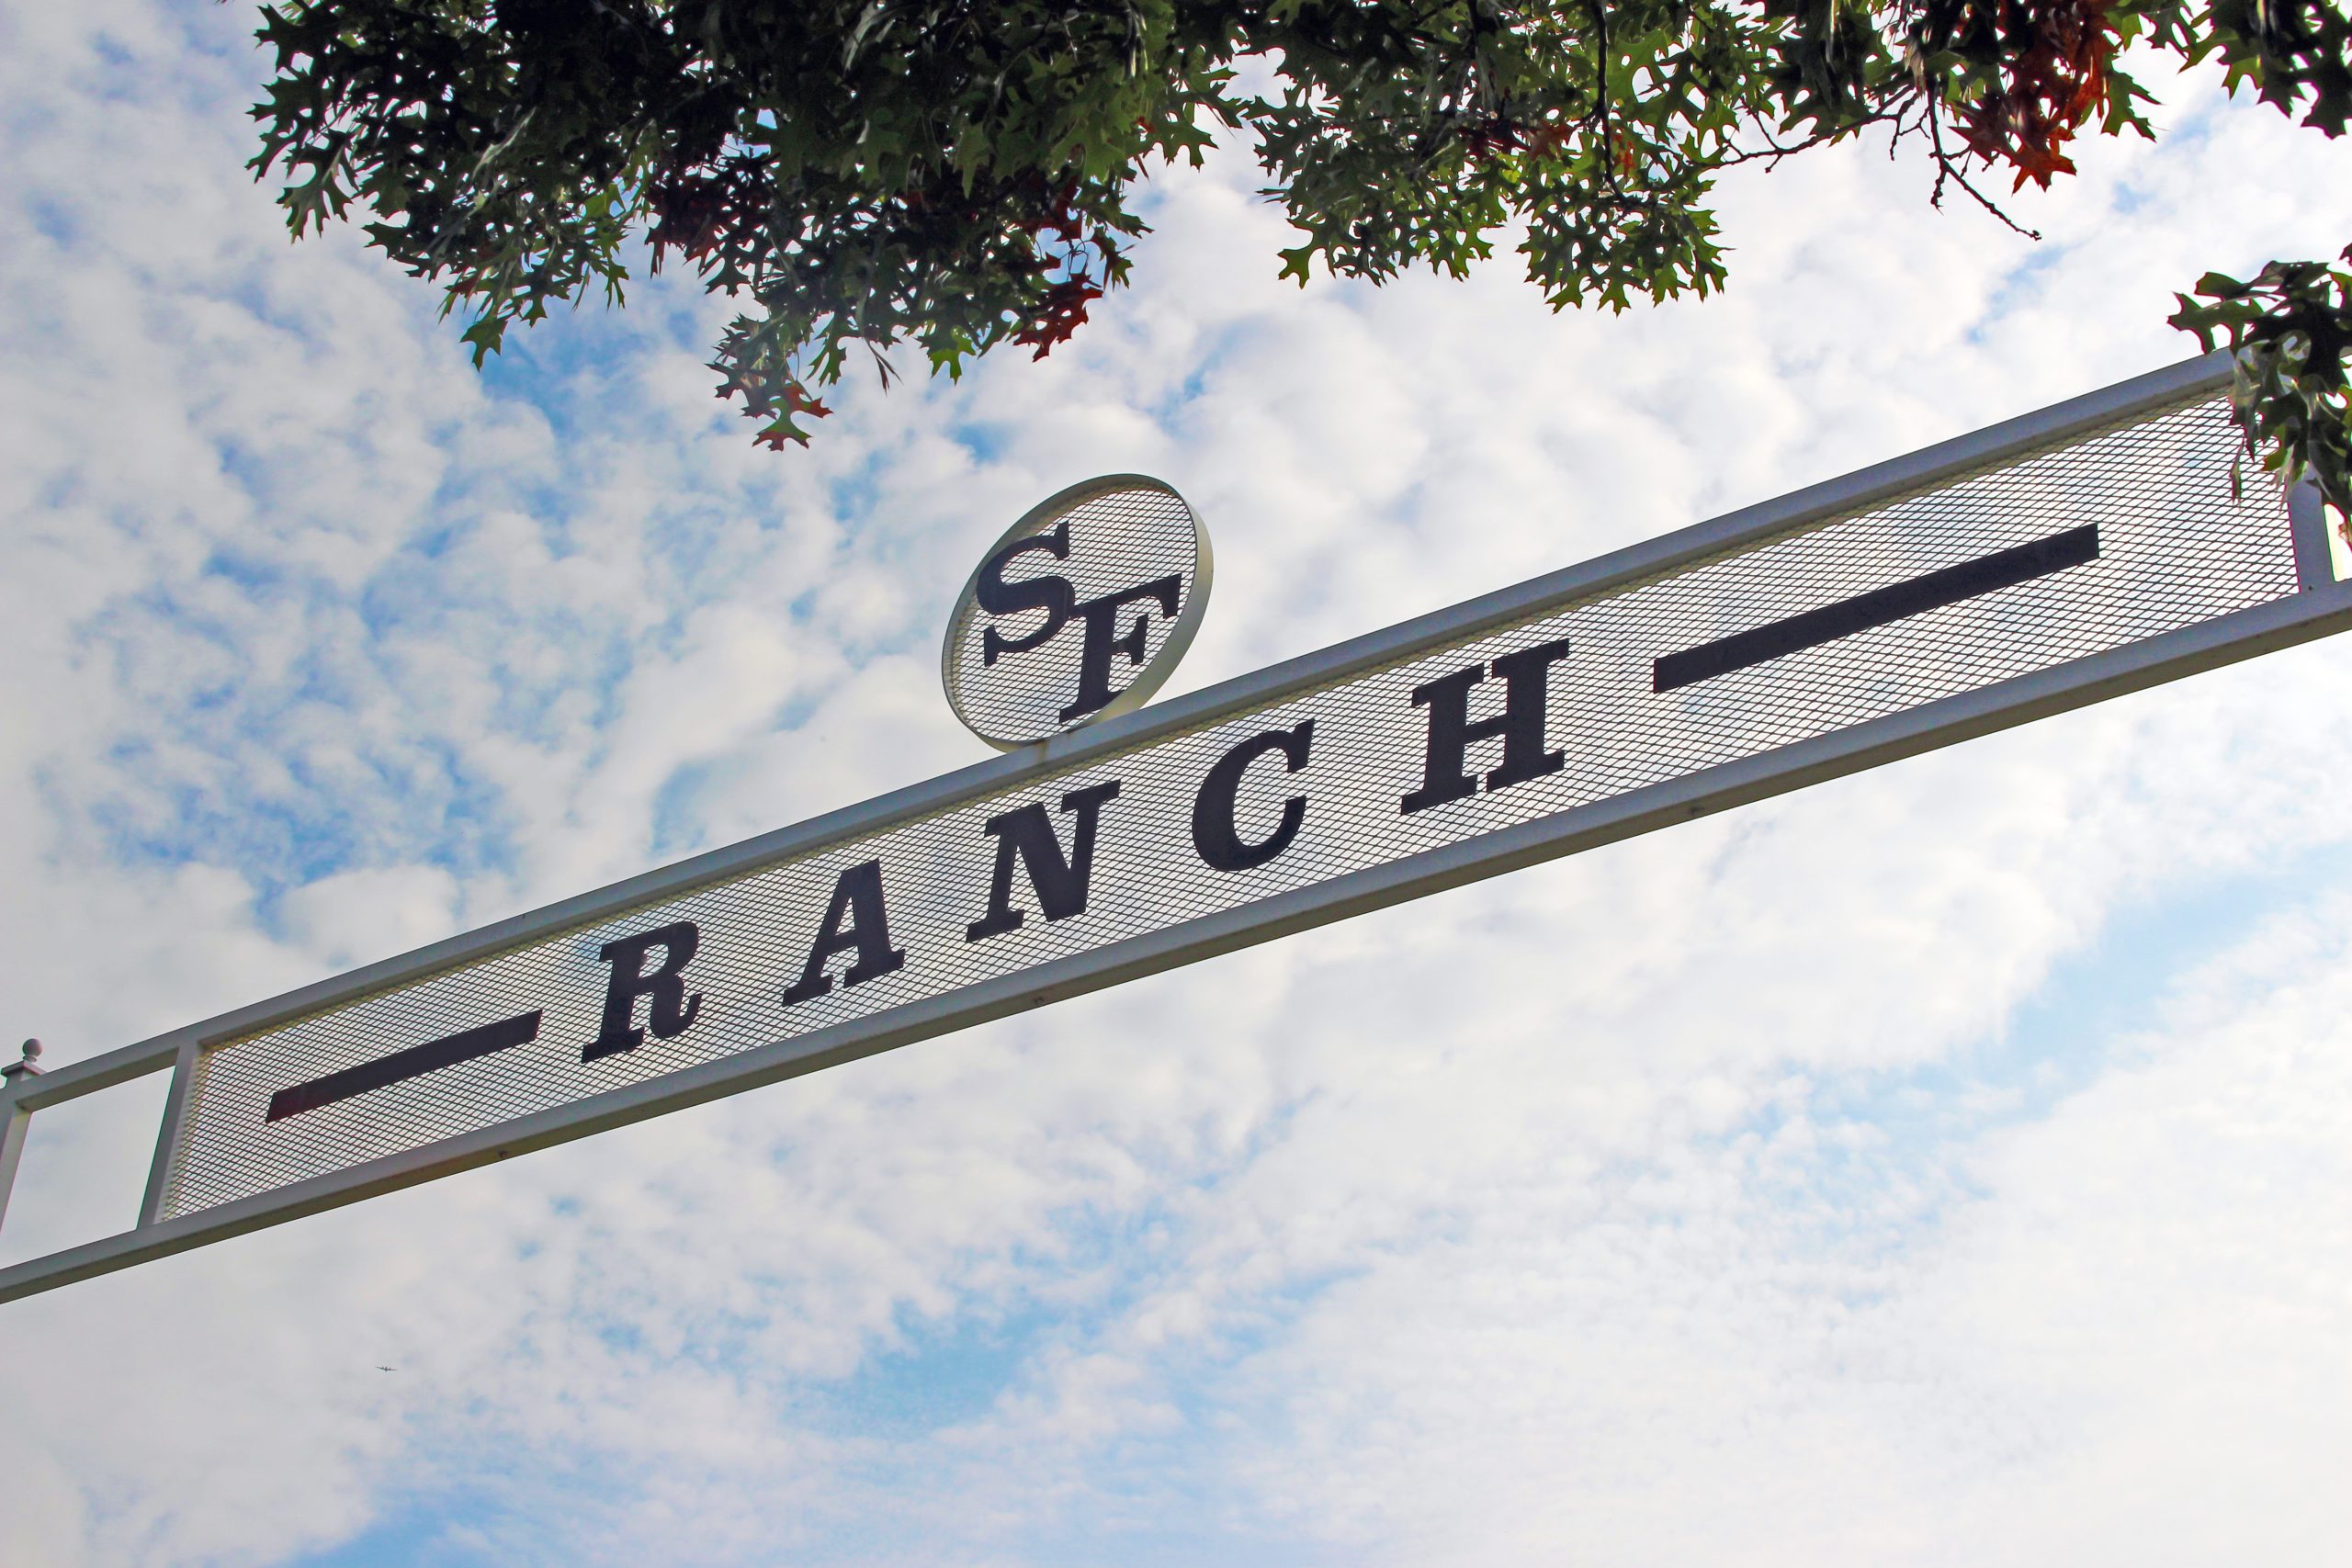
<box><xmin>137</xmin><ymin>1036</ymin><xmax>202</xmax><ymax>1230</ymax></box>
<box><xmin>2290</xmin><ymin>478</ymin><xmax>2338</xmax><ymax>591</ymax></box>
<box><xmin>0</xmin><ymin>1098</ymin><xmax>31</xmax><ymax>1239</ymax></box>
<box><xmin>0</xmin><ymin>1043</ymin><xmax>40</xmax><ymax>1238</ymax></box>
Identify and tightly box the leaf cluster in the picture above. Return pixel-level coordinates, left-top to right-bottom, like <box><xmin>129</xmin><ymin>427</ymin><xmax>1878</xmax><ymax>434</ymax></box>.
<box><xmin>2175</xmin><ymin>247</ymin><xmax>2352</xmax><ymax>528</ymax></box>
<box><xmin>249</xmin><ymin>0</ymin><xmax>2352</xmax><ymax>497</ymax></box>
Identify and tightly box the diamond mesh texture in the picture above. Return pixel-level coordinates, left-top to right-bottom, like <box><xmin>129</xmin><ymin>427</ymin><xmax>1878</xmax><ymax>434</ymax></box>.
<box><xmin>943</xmin><ymin>481</ymin><xmax>1204</xmax><ymax>744</ymax></box>
<box><xmin>163</xmin><ymin>396</ymin><xmax>2294</xmax><ymax>1217</ymax></box>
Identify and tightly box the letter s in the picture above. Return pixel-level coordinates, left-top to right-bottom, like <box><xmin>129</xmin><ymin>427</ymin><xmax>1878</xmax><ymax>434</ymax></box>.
<box><xmin>978</xmin><ymin>521</ymin><xmax>1077</xmax><ymax>666</ymax></box>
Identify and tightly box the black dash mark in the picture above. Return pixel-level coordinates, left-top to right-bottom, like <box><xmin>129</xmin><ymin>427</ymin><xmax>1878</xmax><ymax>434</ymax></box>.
<box><xmin>1653</xmin><ymin>525</ymin><xmax>2101</xmax><ymax>693</ymax></box>
<box><xmin>266</xmin><ymin>1010</ymin><xmax>543</xmax><ymax>1122</ymax></box>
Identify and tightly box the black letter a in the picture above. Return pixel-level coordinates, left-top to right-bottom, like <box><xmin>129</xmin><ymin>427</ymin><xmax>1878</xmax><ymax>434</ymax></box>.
<box><xmin>782</xmin><ymin>859</ymin><xmax>907</xmax><ymax>1005</ymax></box>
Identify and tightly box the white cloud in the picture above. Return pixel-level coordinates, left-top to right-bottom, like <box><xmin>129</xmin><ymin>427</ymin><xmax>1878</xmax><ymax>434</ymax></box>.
<box><xmin>4</xmin><ymin>6</ymin><xmax>2352</xmax><ymax>1566</ymax></box>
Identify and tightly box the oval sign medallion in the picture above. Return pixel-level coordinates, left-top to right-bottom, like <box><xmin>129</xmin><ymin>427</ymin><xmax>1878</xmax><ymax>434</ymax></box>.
<box><xmin>942</xmin><ymin>475</ymin><xmax>1213</xmax><ymax>750</ymax></box>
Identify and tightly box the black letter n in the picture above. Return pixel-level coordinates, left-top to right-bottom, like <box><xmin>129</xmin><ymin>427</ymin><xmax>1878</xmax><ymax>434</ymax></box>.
<box><xmin>966</xmin><ymin>782</ymin><xmax>1123</xmax><ymax>942</ymax></box>
<box><xmin>583</xmin><ymin>919</ymin><xmax>704</xmax><ymax>1062</ymax></box>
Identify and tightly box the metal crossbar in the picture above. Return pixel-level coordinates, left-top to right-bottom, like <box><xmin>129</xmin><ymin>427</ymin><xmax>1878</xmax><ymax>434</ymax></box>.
<box><xmin>4</xmin><ymin>350</ymin><xmax>2345</xmax><ymax>1304</ymax></box>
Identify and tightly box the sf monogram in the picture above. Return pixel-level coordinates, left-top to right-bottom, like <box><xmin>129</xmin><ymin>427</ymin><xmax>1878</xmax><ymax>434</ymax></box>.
<box><xmin>976</xmin><ymin>518</ymin><xmax>1183</xmax><ymax>722</ymax></box>
<box><xmin>941</xmin><ymin>474</ymin><xmax>1212</xmax><ymax>748</ymax></box>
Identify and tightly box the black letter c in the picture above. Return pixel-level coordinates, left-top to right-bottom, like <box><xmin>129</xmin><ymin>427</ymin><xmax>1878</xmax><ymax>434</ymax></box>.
<box><xmin>1193</xmin><ymin>720</ymin><xmax>1315</xmax><ymax>872</ymax></box>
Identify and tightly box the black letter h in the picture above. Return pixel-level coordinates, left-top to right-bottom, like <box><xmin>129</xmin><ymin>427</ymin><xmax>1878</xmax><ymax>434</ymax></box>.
<box><xmin>1399</xmin><ymin>635</ymin><xmax>1574</xmax><ymax>815</ymax></box>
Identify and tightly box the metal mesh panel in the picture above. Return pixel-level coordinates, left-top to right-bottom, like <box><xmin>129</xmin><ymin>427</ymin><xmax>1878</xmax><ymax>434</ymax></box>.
<box><xmin>163</xmin><ymin>395</ymin><xmax>2293</xmax><ymax>1217</ymax></box>
<box><xmin>943</xmin><ymin>481</ymin><xmax>1204</xmax><ymax>743</ymax></box>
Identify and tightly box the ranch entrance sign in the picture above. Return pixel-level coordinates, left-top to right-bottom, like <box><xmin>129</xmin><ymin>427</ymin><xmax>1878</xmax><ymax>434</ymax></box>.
<box><xmin>3</xmin><ymin>353</ymin><xmax>2346</xmax><ymax>1302</ymax></box>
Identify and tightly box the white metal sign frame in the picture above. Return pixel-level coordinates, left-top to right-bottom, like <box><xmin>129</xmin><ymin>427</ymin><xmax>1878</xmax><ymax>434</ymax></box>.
<box><xmin>3</xmin><ymin>351</ymin><xmax>2345</xmax><ymax>1304</ymax></box>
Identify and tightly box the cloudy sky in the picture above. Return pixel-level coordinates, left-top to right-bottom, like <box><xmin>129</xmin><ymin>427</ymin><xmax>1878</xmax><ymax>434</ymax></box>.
<box><xmin>5</xmin><ymin>5</ymin><xmax>2351</xmax><ymax>1564</ymax></box>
